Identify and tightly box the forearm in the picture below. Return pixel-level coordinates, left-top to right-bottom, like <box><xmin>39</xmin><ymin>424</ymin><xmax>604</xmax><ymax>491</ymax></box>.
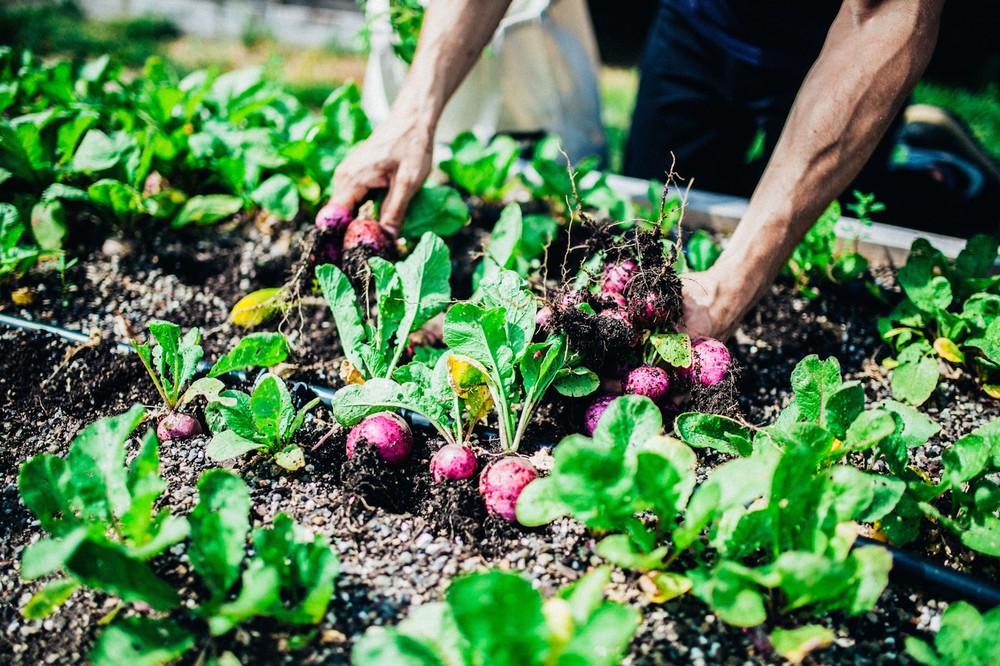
<box><xmin>712</xmin><ymin>0</ymin><xmax>943</xmax><ymax>320</ymax></box>
<box><xmin>389</xmin><ymin>0</ymin><xmax>513</xmax><ymax>131</ymax></box>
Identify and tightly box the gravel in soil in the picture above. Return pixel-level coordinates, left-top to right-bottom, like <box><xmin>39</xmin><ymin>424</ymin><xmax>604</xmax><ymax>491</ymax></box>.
<box><xmin>2</xmin><ymin>227</ymin><xmax>999</xmax><ymax>665</ymax></box>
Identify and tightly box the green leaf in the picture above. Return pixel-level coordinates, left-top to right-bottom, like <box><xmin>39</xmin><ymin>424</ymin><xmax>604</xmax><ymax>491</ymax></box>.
<box><xmin>472</xmin><ymin>203</ymin><xmax>521</xmax><ymax>293</ymax></box>
<box><xmin>400</xmin><ymin>185</ymin><xmax>469</xmax><ymax>239</ymax></box>
<box><xmin>172</xmin><ymin>194</ymin><xmax>243</xmax><ymax>228</ymax></box>
<box><xmin>594</xmin><ymin>534</ymin><xmax>668</xmax><ymax>570</ymax></box>
<box><xmin>685</xmin><ymin>229</ymin><xmax>722</xmax><ymax>272</ymax></box>
<box><xmin>891</xmin><ymin>345</ymin><xmax>939</xmax><ymax>406</ymax></box>
<box><xmin>316</xmin><ymin>263</ymin><xmax>367</xmax><ymax>374</ymax></box>
<box><xmin>352</xmin><ymin>603</ymin><xmax>466</xmax><ymax>666</ymax></box>
<box><xmin>954</xmin><ymin>234</ymin><xmax>999</xmax><ymax>280</ymax></box>
<box><xmin>560</xmin><ymin>602</ymin><xmax>640</xmax><ymax>666</ymax></box>
<box><xmin>649</xmin><ymin>332</ymin><xmax>692</xmax><ymax>368</ymax></box>
<box><xmin>209</xmin><ymin>334</ymin><xmax>288</xmax><ymax>378</ymax></box>
<box><xmin>90</xmin><ymin>616</ymin><xmax>195</xmax><ymax>666</ymax></box>
<box><xmin>70</xmin><ymin>129</ymin><xmax>133</xmax><ymax>173</ymax></box>
<box><xmin>66</xmin><ymin>539</ymin><xmax>179</xmax><ymax>610</ymax></box>
<box><xmin>189</xmin><ymin>470</ymin><xmax>251</xmax><ymax>597</ymax></box>
<box><xmin>553</xmin><ymin>366</ymin><xmax>599</xmax><ymax>397</ymax></box>
<box><xmin>448</xmin><ymin>571</ymin><xmax>549</xmax><ymax>666</ymax></box>
<box><xmin>691</xmin><ymin>564</ymin><xmax>767</xmax><ymax>627</ymax></box>
<box><xmin>251</xmin><ymin>174</ymin><xmax>299</xmax><ymax>221</ymax></box>
<box><xmin>250</xmin><ymin>373</ymin><xmax>295</xmax><ymax>444</ymax></box>
<box><xmin>30</xmin><ymin>199</ymin><xmax>66</xmax><ymax>251</ymax></box>
<box><xmin>88</xmin><ymin>179</ymin><xmax>144</xmax><ymax>223</ymax></box>
<box><xmin>942</xmin><ymin>433</ymin><xmax>990</xmax><ymax>487</ymax></box>
<box><xmin>675</xmin><ymin>412</ymin><xmax>753</xmax><ymax>456</ymax></box>
<box><xmin>20</xmin><ymin>529</ymin><xmax>88</xmax><ymax>581</ymax></box>
<box><xmin>843</xmin><ymin>410</ymin><xmax>897</xmax><ymax>452</ymax></box>
<box><xmin>22</xmin><ymin>578</ymin><xmax>80</xmax><ymax>620</ymax></box>
<box><xmin>18</xmin><ymin>453</ymin><xmax>78</xmax><ymax>536</ymax></box>
<box><xmin>593</xmin><ymin>395</ymin><xmax>663</xmax><ymax>451</ymax></box>
<box><xmin>120</xmin><ymin>430</ymin><xmax>167</xmax><ymax>548</ymax></box>
<box><xmin>395</xmin><ymin>232</ymin><xmax>452</xmax><ymax>357</ymax></box>
<box><xmin>206</xmin><ymin>562</ymin><xmax>281</xmax><ymax>636</ymax></box>
<box><xmin>250</xmin><ymin>513</ymin><xmax>339</xmax><ymax>624</ymax></box>
<box><xmin>789</xmin><ymin>355</ymin><xmax>842</xmax><ymax>422</ymax></box>
<box><xmin>898</xmin><ymin>247</ymin><xmax>953</xmax><ymax>313</ymax></box>
<box><xmin>205</xmin><ymin>426</ymin><xmax>267</xmax><ymax>461</ymax></box>
<box><xmin>821</xmin><ymin>381</ymin><xmax>865</xmax><ymax>440</ymax></box>
<box><xmin>514</xmin><ymin>477</ymin><xmax>570</xmax><ymax>527</ymax></box>
<box><xmin>66</xmin><ymin>404</ymin><xmax>146</xmax><ymax>523</ymax></box>
<box><xmin>961</xmin><ymin>514</ymin><xmax>1000</xmax><ymax>556</ymax></box>
<box><xmin>444</xmin><ymin>303</ymin><xmax>516</xmax><ymax>392</ymax></box>
<box><xmin>770</xmin><ymin>625</ymin><xmax>834</xmax><ymax>663</ymax></box>
<box><xmin>330</xmin><ymin>377</ymin><xmax>450</xmax><ymax>439</ymax></box>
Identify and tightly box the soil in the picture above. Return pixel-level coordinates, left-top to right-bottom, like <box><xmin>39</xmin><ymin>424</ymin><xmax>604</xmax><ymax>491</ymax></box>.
<box><xmin>2</xmin><ymin>218</ymin><xmax>999</xmax><ymax>666</ymax></box>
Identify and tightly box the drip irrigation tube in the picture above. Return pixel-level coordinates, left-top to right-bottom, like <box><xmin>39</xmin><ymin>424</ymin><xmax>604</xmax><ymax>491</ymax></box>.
<box><xmin>2</xmin><ymin>312</ymin><xmax>999</xmax><ymax>609</ymax></box>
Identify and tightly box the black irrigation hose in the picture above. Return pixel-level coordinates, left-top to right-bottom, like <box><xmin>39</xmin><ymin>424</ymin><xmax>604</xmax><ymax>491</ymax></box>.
<box><xmin>3</xmin><ymin>312</ymin><xmax>999</xmax><ymax>609</ymax></box>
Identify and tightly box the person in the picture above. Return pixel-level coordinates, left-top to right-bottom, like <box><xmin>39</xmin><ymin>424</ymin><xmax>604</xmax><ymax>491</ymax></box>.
<box><xmin>329</xmin><ymin>0</ymin><xmax>950</xmax><ymax>340</ymax></box>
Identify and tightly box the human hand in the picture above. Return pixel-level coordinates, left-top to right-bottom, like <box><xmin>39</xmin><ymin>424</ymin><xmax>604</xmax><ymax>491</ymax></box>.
<box><xmin>678</xmin><ymin>269</ymin><xmax>740</xmax><ymax>341</ymax></box>
<box><xmin>327</xmin><ymin>117</ymin><xmax>435</xmax><ymax>238</ymax></box>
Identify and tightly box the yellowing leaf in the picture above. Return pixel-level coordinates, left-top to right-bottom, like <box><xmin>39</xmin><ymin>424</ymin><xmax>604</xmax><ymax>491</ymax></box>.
<box><xmin>447</xmin><ymin>354</ymin><xmax>489</xmax><ymax>396</ymax></box>
<box><xmin>933</xmin><ymin>337</ymin><xmax>965</xmax><ymax>364</ymax></box>
<box><xmin>771</xmin><ymin>625</ymin><xmax>834</xmax><ymax>664</ymax></box>
<box><xmin>464</xmin><ymin>384</ymin><xmax>494</xmax><ymax>426</ymax></box>
<box><xmin>984</xmin><ymin>384</ymin><xmax>1000</xmax><ymax>400</ymax></box>
<box><xmin>881</xmin><ymin>357</ymin><xmax>900</xmax><ymax>370</ymax></box>
<box><xmin>542</xmin><ymin>598</ymin><xmax>574</xmax><ymax>645</ymax></box>
<box><xmin>638</xmin><ymin>571</ymin><xmax>691</xmax><ymax>603</ymax></box>
<box><xmin>870</xmin><ymin>521</ymin><xmax>890</xmax><ymax>543</ymax></box>
<box><xmin>230</xmin><ymin>288</ymin><xmax>284</xmax><ymax>328</ymax></box>
<box><xmin>275</xmin><ymin>446</ymin><xmax>305</xmax><ymax>471</ymax></box>
<box><xmin>339</xmin><ymin>360</ymin><xmax>365</xmax><ymax>385</ymax></box>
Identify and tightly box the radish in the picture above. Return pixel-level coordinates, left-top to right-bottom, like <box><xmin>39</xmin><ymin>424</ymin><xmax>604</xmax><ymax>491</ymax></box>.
<box><xmin>624</xmin><ymin>366</ymin><xmax>670</xmax><ymax>403</ymax></box>
<box><xmin>598</xmin><ymin>307</ymin><xmax>640</xmax><ymax>348</ymax></box>
<box><xmin>583</xmin><ymin>394</ymin><xmax>617</xmax><ymax>436</ymax></box>
<box><xmin>591</xmin><ymin>289</ymin><xmax>627</xmax><ymax>312</ymax></box>
<box><xmin>631</xmin><ymin>290</ymin><xmax>673</xmax><ymax>329</ymax></box>
<box><xmin>681</xmin><ymin>337</ymin><xmax>731</xmax><ymax>387</ymax></box>
<box><xmin>346</xmin><ymin>412</ymin><xmax>412</xmax><ymax>465</ymax></box>
<box><xmin>601</xmin><ymin>259</ymin><xmax>637</xmax><ymax>294</ymax></box>
<box><xmin>157</xmin><ymin>412</ymin><xmax>202</xmax><ymax>441</ymax></box>
<box><xmin>343</xmin><ymin>217</ymin><xmax>391</xmax><ymax>256</ymax></box>
<box><xmin>536</xmin><ymin>306</ymin><xmax>552</xmax><ymax>331</ymax></box>
<box><xmin>315</xmin><ymin>202</ymin><xmax>353</xmax><ymax>232</ymax></box>
<box><xmin>430</xmin><ymin>444</ymin><xmax>477</xmax><ymax>482</ymax></box>
<box><xmin>479</xmin><ymin>457</ymin><xmax>538</xmax><ymax>522</ymax></box>
<box><xmin>561</xmin><ymin>290</ymin><xmax>584</xmax><ymax>308</ymax></box>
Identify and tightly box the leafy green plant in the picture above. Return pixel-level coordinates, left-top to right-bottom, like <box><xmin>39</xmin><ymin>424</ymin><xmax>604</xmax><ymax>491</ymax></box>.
<box><xmin>521</xmin><ymin>135</ymin><xmax>632</xmax><ymax>222</ymax></box>
<box><xmin>205</xmin><ymin>372</ymin><xmax>320</xmax><ymax>471</ymax></box>
<box><xmin>880</xmin><ymin>234</ymin><xmax>1000</xmax><ymax>404</ymax></box>
<box><xmin>905</xmin><ymin>601</ymin><xmax>1000</xmax><ymax>665</ymax></box>
<box><xmin>329</xmin><ymin>269</ymin><xmax>595</xmax><ymax>452</ymax></box>
<box><xmin>316</xmin><ymin>231</ymin><xmax>451</xmax><ymax>381</ymax></box>
<box><xmin>352</xmin><ymin>567</ymin><xmax>639</xmax><ymax>666</ymax></box>
<box><xmin>885</xmin><ymin>419</ymin><xmax>1000</xmax><ymax>555</ymax></box>
<box><xmin>444</xmin><ymin>269</ymin><xmax>597</xmax><ymax>451</ymax></box>
<box><xmin>0</xmin><ymin>202</ymin><xmax>39</xmax><ymax>278</ymax></box>
<box><xmin>784</xmin><ymin>197</ymin><xmax>870</xmax><ymax>298</ymax></box>
<box><xmin>438</xmin><ymin>131</ymin><xmax>519</xmax><ymax>202</ymax></box>
<box><xmin>18</xmin><ymin>407</ymin><xmax>338</xmax><ymax>665</ymax></box>
<box><xmin>517</xmin><ymin>391</ymin><xmax>896</xmax><ymax>650</ymax></box>
<box><xmin>130</xmin><ymin>320</ymin><xmax>288</xmax><ymax>411</ymax></box>
<box><xmin>472</xmin><ymin>202</ymin><xmax>558</xmax><ymax>291</ymax></box>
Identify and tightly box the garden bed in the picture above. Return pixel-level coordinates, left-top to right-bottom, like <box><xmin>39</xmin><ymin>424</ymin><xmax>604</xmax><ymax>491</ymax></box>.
<box><xmin>3</xmin><ymin>217</ymin><xmax>998</xmax><ymax>665</ymax></box>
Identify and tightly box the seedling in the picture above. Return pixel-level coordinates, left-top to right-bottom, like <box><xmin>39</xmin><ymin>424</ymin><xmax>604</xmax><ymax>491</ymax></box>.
<box><xmin>205</xmin><ymin>372</ymin><xmax>319</xmax><ymax>471</ymax></box>
<box><xmin>353</xmin><ymin>567</ymin><xmax>639</xmax><ymax>666</ymax></box>
<box><xmin>880</xmin><ymin>234</ymin><xmax>1000</xmax><ymax>404</ymax></box>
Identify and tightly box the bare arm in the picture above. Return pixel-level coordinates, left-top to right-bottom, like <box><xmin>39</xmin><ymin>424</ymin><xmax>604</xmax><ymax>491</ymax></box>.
<box><xmin>683</xmin><ymin>0</ymin><xmax>944</xmax><ymax>339</ymax></box>
<box><xmin>330</xmin><ymin>0</ymin><xmax>513</xmax><ymax>234</ymax></box>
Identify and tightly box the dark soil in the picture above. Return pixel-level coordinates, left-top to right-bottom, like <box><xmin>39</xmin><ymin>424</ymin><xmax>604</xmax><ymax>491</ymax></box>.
<box><xmin>2</xmin><ymin>220</ymin><xmax>999</xmax><ymax>665</ymax></box>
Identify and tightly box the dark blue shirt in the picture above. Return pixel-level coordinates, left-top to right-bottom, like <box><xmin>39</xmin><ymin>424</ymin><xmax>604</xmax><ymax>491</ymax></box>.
<box><xmin>680</xmin><ymin>0</ymin><xmax>841</xmax><ymax>73</ymax></box>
